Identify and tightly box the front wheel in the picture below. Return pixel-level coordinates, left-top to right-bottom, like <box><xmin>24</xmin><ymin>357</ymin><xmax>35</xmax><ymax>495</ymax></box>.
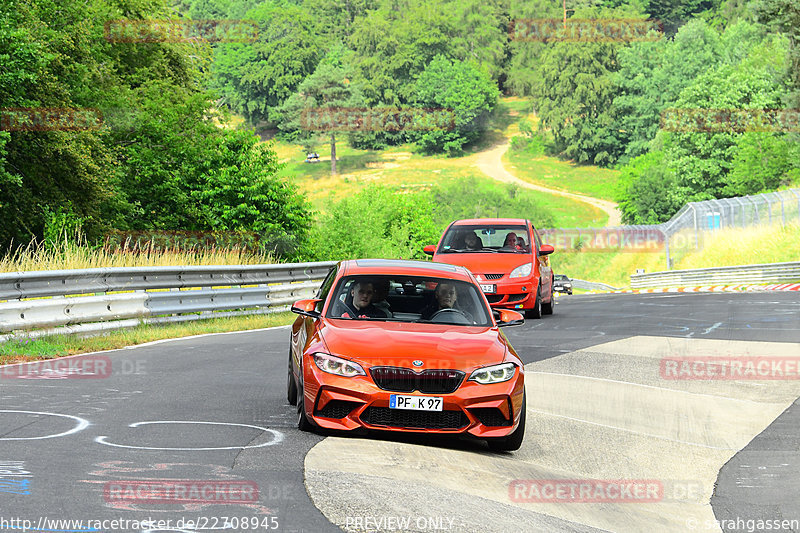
<box><xmin>487</xmin><ymin>392</ymin><xmax>526</xmax><ymax>452</ymax></box>
<box><xmin>525</xmin><ymin>285</ymin><xmax>542</xmax><ymax>319</ymax></box>
<box><xmin>542</xmin><ymin>287</ymin><xmax>554</xmax><ymax>316</ymax></box>
<box><xmin>296</xmin><ymin>357</ymin><xmax>313</xmax><ymax>432</ymax></box>
<box><xmin>287</xmin><ymin>347</ymin><xmax>298</xmax><ymax>406</ymax></box>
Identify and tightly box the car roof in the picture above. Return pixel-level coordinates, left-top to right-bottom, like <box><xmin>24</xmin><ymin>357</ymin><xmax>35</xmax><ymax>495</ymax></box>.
<box><xmin>451</xmin><ymin>218</ymin><xmax>529</xmax><ymax>226</ymax></box>
<box><xmin>340</xmin><ymin>258</ymin><xmax>472</xmax><ymax>280</ymax></box>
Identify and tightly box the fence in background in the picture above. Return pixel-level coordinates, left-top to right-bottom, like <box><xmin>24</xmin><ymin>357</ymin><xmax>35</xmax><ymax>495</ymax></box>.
<box><xmin>540</xmin><ymin>188</ymin><xmax>800</xmax><ymax>269</ymax></box>
<box><xmin>0</xmin><ymin>263</ymin><xmax>336</xmax><ymax>340</ymax></box>
<box><xmin>630</xmin><ymin>261</ymin><xmax>800</xmax><ymax>289</ymax></box>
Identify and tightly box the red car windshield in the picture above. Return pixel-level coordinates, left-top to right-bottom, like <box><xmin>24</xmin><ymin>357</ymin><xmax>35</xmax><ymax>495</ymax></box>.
<box><xmin>439</xmin><ymin>225</ymin><xmax>531</xmax><ymax>253</ymax></box>
<box><xmin>326</xmin><ymin>275</ymin><xmax>492</xmax><ymax>326</ymax></box>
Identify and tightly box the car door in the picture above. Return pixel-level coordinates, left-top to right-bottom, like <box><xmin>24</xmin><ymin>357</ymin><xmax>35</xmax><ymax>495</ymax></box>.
<box><xmin>532</xmin><ymin>225</ymin><xmax>553</xmax><ymax>296</ymax></box>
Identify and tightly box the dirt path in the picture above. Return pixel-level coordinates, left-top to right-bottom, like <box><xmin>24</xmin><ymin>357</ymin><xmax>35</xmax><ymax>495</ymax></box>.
<box><xmin>474</xmin><ymin>140</ymin><xmax>622</xmax><ymax>227</ymax></box>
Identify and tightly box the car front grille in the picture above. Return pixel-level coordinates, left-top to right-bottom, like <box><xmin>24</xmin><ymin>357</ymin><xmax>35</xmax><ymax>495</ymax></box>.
<box><xmin>361</xmin><ymin>407</ymin><xmax>469</xmax><ymax>430</ymax></box>
<box><xmin>486</xmin><ymin>295</ymin><xmax>504</xmax><ymax>304</ymax></box>
<box><xmin>370</xmin><ymin>367</ymin><xmax>465</xmax><ymax>394</ymax></box>
<box><xmin>506</xmin><ymin>293</ymin><xmax>527</xmax><ymax>302</ymax></box>
<box><xmin>315</xmin><ymin>400</ymin><xmax>360</xmax><ymax>419</ymax></box>
<box><xmin>469</xmin><ymin>407</ymin><xmax>512</xmax><ymax>427</ymax></box>
<box><xmin>483</xmin><ymin>274</ymin><xmax>504</xmax><ymax>280</ymax></box>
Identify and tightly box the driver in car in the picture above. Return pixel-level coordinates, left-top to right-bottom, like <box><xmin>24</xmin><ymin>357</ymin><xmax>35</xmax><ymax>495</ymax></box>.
<box><xmin>421</xmin><ymin>282</ymin><xmax>474</xmax><ymax>323</ymax></box>
<box><xmin>338</xmin><ymin>280</ymin><xmax>384</xmax><ymax>319</ymax></box>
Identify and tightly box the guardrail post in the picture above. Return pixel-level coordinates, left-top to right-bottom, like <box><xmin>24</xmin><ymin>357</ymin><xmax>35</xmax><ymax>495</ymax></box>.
<box><xmin>791</xmin><ymin>189</ymin><xmax>800</xmax><ymax>223</ymax></box>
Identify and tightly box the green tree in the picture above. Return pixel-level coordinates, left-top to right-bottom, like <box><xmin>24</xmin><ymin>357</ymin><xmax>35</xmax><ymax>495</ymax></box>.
<box><xmin>213</xmin><ymin>3</ymin><xmax>323</xmax><ymax>125</ymax></box>
<box><xmin>615</xmin><ymin>151</ymin><xmax>689</xmax><ymax>224</ymax></box>
<box><xmin>347</xmin><ymin>1</ymin><xmax>455</xmax><ymax>106</ymax></box>
<box><xmin>412</xmin><ymin>56</ymin><xmax>499</xmax><ymax>155</ymax></box>
<box><xmin>308</xmin><ymin>185</ymin><xmax>440</xmax><ymax>261</ymax></box>
<box><xmin>663</xmin><ymin>35</ymin><xmax>789</xmax><ymax>200</ymax></box>
<box><xmin>276</xmin><ymin>57</ymin><xmax>366</xmax><ymax>175</ymax></box>
<box><xmin>724</xmin><ymin>133</ymin><xmax>796</xmax><ymax>196</ymax></box>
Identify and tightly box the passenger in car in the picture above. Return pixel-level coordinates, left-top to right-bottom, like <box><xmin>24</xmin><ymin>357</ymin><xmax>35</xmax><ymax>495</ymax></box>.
<box><xmin>372</xmin><ymin>279</ymin><xmax>393</xmax><ymax>318</ymax></box>
<box><xmin>516</xmin><ymin>236</ymin><xmax>528</xmax><ymax>251</ymax></box>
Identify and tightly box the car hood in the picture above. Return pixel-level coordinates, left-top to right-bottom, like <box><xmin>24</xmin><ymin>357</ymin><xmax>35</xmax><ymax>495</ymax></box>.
<box><xmin>318</xmin><ymin>319</ymin><xmax>508</xmax><ymax>371</ymax></box>
<box><xmin>433</xmin><ymin>253</ymin><xmax>531</xmax><ymax>275</ymax></box>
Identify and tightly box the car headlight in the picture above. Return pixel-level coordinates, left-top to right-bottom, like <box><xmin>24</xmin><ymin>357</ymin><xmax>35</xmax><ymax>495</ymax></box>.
<box><xmin>312</xmin><ymin>353</ymin><xmax>366</xmax><ymax>377</ymax></box>
<box><xmin>468</xmin><ymin>362</ymin><xmax>517</xmax><ymax>384</ymax></box>
<box><xmin>509</xmin><ymin>263</ymin><xmax>532</xmax><ymax>278</ymax></box>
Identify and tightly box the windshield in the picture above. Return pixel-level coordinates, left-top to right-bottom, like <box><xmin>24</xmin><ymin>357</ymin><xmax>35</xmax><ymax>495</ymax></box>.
<box><xmin>555</xmin><ymin>275</ymin><xmax>569</xmax><ymax>281</ymax></box>
<box><xmin>438</xmin><ymin>225</ymin><xmax>531</xmax><ymax>254</ymax></box>
<box><xmin>326</xmin><ymin>275</ymin><xmax>492</xmax><ymax>326</ymax></box>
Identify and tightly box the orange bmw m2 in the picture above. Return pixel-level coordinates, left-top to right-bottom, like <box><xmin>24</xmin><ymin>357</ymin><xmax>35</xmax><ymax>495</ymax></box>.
<box><xmin>287</xmin><ymin>259</ymin><xmax>527</xmax><ymax>451</ymax></box>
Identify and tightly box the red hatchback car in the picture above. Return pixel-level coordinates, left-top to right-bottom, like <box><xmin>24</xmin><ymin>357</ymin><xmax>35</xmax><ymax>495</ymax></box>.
<box><xmin>425</xmin><ymin>218</ymin><xmax>555</xmax><ymax>319</ymax></box>
<box><xmin>287</xmin><ymin>259</ymin><xmax>527</xmax><ymax>451</ymax></box>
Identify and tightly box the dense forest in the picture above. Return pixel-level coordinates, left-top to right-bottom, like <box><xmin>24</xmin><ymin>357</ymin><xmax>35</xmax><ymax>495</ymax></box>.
<box><xmin>1</xmin><ymin>0</ymin><xmax>798</xmax><ymax>260</ymax></box>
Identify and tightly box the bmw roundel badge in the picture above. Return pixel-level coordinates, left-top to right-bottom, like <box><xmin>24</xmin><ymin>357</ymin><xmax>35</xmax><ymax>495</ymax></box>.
<box><xmin>412</xmin><ymin>360</ymin><xmax>424</xmax><ymax>367</ymax></box>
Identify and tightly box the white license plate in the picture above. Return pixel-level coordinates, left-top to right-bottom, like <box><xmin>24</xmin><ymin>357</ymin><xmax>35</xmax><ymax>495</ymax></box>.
<box><xmin>480</xmin><ymin>284</ymin><xmax>496</xmax><ymax>293</ymax></box>
<box><xmin>390</xmin><ymin>395</ymin><xmax>443</xmax><ymax>411</ymax></box>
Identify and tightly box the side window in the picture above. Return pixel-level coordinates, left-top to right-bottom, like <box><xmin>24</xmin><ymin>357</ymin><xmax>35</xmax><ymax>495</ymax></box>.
<box><xmin>315</xmin><ymin>266</ymin><xmax>338</xmax><ymax>312</ymax></box>
<box><xmin>532</xmin><ymin>227</ymin><xmax>542</xmax><ymax>252</ymax></box>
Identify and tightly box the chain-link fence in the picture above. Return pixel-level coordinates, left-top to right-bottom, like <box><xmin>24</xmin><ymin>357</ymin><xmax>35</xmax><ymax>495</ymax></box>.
<box><xmin>539</xmin><ymin>188</ymin><xmax>800</xmax><ymax>269</ymax></box>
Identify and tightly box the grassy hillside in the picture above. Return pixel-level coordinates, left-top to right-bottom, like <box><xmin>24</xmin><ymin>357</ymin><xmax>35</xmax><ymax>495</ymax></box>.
<box><xmin>274</xmin><ymin>97</ymin><xmax>614</xmax><ymax>228</ymax></box>
<box><xmin>552</xmin><ymin>223</ymin><xmax>800</xmax><ymax>288</ymax></box>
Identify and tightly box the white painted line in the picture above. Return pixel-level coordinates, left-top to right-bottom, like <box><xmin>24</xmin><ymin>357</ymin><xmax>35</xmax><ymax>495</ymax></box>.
<box><xmin>525</xmin><ymin>371</ymin><xmax>767</xmax><ymax>404</ymax></box>
<box><xmin>0</xmin><ymin>324</ymin><xmax>292</xmax><ymax>366</ymax></box>
<box><xmin>95</xmin><ymin>420</ymin><xmax>284</xmax><ymax>451</ymax></box>
<box><xmin>526</xmin><ymin>408</ymin><xmax>736</xmax><ymax>450</ymax></box>
<box><xmin>0</xmin><ymin>410</ymin><xmax>90</xmax><ymax>440</ymax></box>
<box><xmin>702</xmin><ymin>322</ymin><xmax>723</xmax><ymax>335</ymax></box>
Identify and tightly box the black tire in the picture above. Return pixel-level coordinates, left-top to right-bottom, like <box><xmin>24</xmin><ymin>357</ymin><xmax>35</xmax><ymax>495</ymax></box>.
<box><xmin>542</xmin><ymin>281</ymin><xmax>554</xmax><ymax>315</ymax></box>
<box><xmin>525</xmin><ymin>285</ymin><xmax>542</xmax><ymax>319</ymax></box>
<box><xmin>296</xmin><ymin>357</ymin><xmax>313</xmax><ymax>432</ymax></box>
<box><xmin>287</xmin><ymin>347</ymin><xmax>298</xmax><ymax>406</ymax></box>
<box><xmin>488</xmin><ymin>392</ymin><xmax>526</xmax><ymax>452</ymax></box>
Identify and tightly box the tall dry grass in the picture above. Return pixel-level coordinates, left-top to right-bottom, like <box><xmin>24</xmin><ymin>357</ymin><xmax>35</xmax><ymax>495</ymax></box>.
<box><xmin>0</xmin><ymin>231</ymin><xmax>275</xmax><ymax>272</ymax></box>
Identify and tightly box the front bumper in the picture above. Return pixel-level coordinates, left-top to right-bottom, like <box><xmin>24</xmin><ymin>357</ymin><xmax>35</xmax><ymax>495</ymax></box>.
<box><xmin>302</xmin><ymin>363</ymin><xmax>525</xmax><ymax>438</ymax></box>
<box><xmin>480</xmin><ymin>278</ymin><xmax>536</xmax><ymax>310</ymax></box>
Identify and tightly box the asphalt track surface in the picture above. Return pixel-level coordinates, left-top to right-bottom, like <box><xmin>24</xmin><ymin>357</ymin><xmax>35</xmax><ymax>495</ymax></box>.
<box><xmin>0</xmin><ymin>292</ymin><xmax>797</xmax><ymax>533</ymax></box>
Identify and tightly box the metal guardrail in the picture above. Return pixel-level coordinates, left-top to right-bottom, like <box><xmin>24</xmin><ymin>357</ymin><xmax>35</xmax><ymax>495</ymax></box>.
<box><xmin>0</xmin><ymin>262</ymin><xmax>337</xmax><ymax>338</ymax></box>
<box><xmin>630</xmin><ymin>261</ymin><xmax>800</xmax><ymax>289</ymax></box>
<box><xmin>570</xmin><ymin>278</ymin><xmax>622</xmax><ymax>291</ymax></box>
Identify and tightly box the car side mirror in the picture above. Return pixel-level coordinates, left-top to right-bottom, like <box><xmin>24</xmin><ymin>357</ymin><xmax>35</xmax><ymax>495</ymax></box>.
<box><xmin>423</xmin><ymin>245</ymin><xmax>436</xmax><ymax>256</ymax></box>
<box><xmin>291</xmin><ymin>299</ymin><xmax>322</xmax><ymax>318</ymax></box>
<box><xmin>539</xmin><ymin>244</ymin><xmax>555</xmax><ymax>256</ymax></box>
<box><xmin>496</xmin><ymin>309</ymin><xmax>524</xmax><ymax>327</ymax></box>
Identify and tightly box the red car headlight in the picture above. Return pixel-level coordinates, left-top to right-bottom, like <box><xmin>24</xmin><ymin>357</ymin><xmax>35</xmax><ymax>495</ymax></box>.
<box><xmin>312</xmin><ymin>352</ymin><xmax>366</xmax><ymax>377</ymax></box>
<box><xmin>468</xmin><ymin>362</ymin><xmax>517</xmax><ymax>384</ymax></box>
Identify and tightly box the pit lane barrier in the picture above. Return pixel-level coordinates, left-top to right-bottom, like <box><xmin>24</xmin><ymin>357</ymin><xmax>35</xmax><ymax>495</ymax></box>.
<box><xmin>0</xmin><ymin>262</ymin><xmax>337</xmax><ymax>341</ymax></box>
